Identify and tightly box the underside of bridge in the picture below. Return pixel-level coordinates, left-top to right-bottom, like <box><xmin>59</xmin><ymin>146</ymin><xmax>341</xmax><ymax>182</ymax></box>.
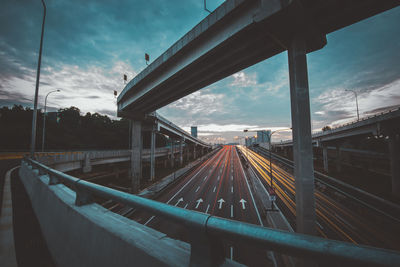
<box><xmin>117</xmin><ymin>0</ymin><xmax>399</xmax><ymax>235</ymax></box>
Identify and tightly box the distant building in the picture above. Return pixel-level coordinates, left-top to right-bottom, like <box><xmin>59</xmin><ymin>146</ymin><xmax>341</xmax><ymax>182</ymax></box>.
<box><xmin>191</xmin><ymin>126</ymin><xmax>198</xmax><ymax>138</ymax></box>
<box><xmin>257</xmin><ymin>130</ymin><xmax>271</xmax><ymax>149</ymax></box>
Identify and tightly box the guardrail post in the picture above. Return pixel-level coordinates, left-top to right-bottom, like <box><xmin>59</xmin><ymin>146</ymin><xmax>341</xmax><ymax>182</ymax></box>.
<box><xmin>48</xmin><ymin>174</ymin><xmax>60</xmax><ymax>185</ymax></box>
<box><xmin>74</xmin><ymin>182</ymin><xmax>93</xmax><ymax>206</ymax></box>
<box><xmin>189</xmin><ymin>231</ymin><xmax>225</xmax><ymax>267</ymax></box>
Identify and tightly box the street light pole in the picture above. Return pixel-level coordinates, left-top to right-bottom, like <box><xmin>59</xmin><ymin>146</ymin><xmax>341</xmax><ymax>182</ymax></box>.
<box><xmin>346</xmin><ymin>89</ymin><xmax>360</xmax><ymax>121</ymax></box>
<box><xmin>30</xmin><ymin>0</ymin><xmax>46</xmax><ymax>158</ymax></box>
<box><xmin>42</xmin><ymin>89</ymin><xmax>60</xmax><ymax>152</ymax></box>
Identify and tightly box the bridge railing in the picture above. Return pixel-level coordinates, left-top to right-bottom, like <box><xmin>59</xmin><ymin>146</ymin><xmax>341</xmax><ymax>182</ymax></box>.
<box><xmin>23</xmin><ymin>157</ymin><xmax>400</xmax><ymax>266</ymax></box>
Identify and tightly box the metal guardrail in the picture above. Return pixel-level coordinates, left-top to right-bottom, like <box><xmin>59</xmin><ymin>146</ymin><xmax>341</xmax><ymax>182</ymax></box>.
<box><xmin>23</xmin><ymin>157</ymin><xmax>400</xmax><ymax>266</ymax></box>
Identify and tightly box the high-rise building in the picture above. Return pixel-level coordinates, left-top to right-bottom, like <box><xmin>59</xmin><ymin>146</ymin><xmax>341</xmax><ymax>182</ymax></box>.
<box><xmin>257</xmin><ymin>130</ymin><xmax>271</xmax><ymax>144</ymax></box>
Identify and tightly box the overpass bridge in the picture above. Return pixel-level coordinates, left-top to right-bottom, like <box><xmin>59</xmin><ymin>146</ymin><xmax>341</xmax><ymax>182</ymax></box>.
<box><xmin>117</xmin><ymin>0</ymin><xmax>399</xmax><ymax>236</ymax></box>
<box><xmin>273</xmin><ymin>107</ymin><xmax>400</xmax><ymax>197</ymax></box>
<box><xmin>11</xmin><ymin>0</ymin><xmax>400</xmax><ymax>266</ymax></box>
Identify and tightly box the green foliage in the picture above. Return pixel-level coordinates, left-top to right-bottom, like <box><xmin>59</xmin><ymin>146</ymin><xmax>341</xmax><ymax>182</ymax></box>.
<box><xmin>0</xmin><ymin>105</ymin><xmax>129</xmax><ymax>151</ymax></box>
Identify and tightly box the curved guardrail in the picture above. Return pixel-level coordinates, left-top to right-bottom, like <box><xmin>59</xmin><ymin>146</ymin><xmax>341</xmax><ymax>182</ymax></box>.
<box><xmin>23</xmin><ymin>157</ymin><xmax>400</xmax><ymax>266</ymax></box>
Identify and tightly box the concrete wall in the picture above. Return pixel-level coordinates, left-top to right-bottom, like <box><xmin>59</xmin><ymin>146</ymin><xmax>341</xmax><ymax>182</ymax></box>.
<box><xmin>19</xmin><ymin>162</ymin><xmax>191</xmax><ymax>267</ymax></box>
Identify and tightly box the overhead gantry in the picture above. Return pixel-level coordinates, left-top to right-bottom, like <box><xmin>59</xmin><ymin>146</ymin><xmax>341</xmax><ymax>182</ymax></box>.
<box><xmin>118</xmin><ymin>0</ymin><xmax>399</xmax><ymax>235</ymax></box>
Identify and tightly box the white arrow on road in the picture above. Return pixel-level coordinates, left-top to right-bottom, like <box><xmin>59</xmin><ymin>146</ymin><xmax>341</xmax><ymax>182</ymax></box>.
<box><xmin>175</xmin><ymin>197</ymin><xmax>184</xmax><ymax>206</ymax></box>
<box><xmin>218</xmin><ymin>198</ymin><xmax>225</xmax><ymax>209</ymax></box>
<box><xmin>195</xmin><ymin>198</ymin><xmax>203</xmax><ymax>209</ymax></box>
<box><xmin>239</xmin><ymin>199</ymin><xmax>247</xmax><ymax>209</ymax></box>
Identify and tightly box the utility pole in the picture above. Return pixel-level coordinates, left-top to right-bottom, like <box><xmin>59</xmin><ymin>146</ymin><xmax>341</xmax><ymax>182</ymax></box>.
<box><xmin>42</xmin><ymin>89</ymin><xmax>60</xmax><ymax>152</ymax></box>
<box><xmin>30</xmin><ymin>0</ymin><xmax>46</xmax><ymax>158</ymax></box>
<box><xmin>346</xmin><ymin>89</ymin><xmax>360</xmax><ymax>121</ymax></box>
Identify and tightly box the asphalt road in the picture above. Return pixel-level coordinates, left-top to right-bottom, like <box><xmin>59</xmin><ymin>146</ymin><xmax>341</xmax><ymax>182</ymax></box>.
<box><xmin>130</xmin><ymin>145</ymin><xmax>274</xmax><ymax>266</ymax></box>
<box><xmin>241</xmin><ymin>146</ymin><xmax>400</xmax><ymax>252</ymax></box>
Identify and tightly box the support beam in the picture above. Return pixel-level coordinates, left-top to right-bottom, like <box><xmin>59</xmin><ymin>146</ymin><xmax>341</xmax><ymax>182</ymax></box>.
<box><xmin>82</xmin><ymin>153</ymin><xmax>92</xmax><ymax>173</ymax></box>
<box><xmin>336</xmin><ymin>146</ymin><xmax>342</xmax><ymax>173</ymax></box>
<box><xmin>389</xmin><ymin>133</ymin><xmax>400</xmax><ymax>198</ymax></box>
<box><xmin>150</xmin><ymin>129</ymin><xmax>156</xmax><ymax>181</ymax></box>
<box><xmin>322</xmin><ymin>145</ymin><xmax>329</xmax><ymax>173</ymax></box>
<box><xmin>170</xmin><ymin>140</ymin><xmax>175</xmax><ymax>168</ymax></box>
<box><xmin>130</xmin><ymin>120</ymin><xmax>142</xmax><ymax>194</ymax></box>
<box><xmin>179</xmin><ymin>139</ymin><xmax>183</xmax><ymax>166</ymax></box>
<box><xmin>288</xmin><ymin>34</ymin><xmax>316</xmax><ymax>236</ymax></box>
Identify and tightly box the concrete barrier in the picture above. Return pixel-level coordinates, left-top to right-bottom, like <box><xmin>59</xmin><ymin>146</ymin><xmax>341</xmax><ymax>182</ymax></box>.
<box><xmin>18</xmin><ymin>162</ymin><xmax>191</xmax><ymax>267</ymax></box>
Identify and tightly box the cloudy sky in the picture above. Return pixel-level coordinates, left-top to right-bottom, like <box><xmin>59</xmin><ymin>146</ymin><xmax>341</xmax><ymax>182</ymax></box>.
<box><xmin>1</xmin><ymin>1</ymin><xmax>399</xmax><ymax>144</ymax></box>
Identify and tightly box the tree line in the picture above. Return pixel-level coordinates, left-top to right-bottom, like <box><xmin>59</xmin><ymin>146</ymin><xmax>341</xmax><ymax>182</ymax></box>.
<box><xmin>0</xmin><ymin>105</ymin><xmax>130</xmax><ymax>151</ymax></box>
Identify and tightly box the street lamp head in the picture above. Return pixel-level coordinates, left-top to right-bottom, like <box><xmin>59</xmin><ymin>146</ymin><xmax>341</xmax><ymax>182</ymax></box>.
<box><xmin>56</xmin><ymin>89</ymin><xmax>61</xmax><ymax>92</ymax></box>
<box><xmin>243</xmin><ymin>129</ymin><xmax>248</xmax><ymax>132</ymax></box>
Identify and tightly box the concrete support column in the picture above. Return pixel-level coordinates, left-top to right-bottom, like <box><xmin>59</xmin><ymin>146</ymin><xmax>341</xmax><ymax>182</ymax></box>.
<box><xmin>83</xmin><ymin>152</ymin><xmax>92</xmax><ymax>173</ymax></box>
<box><xmin>150</xmin><ymin>130</ymin><xmax>156</xmax><ymax>181</ymax></box>
<box><xmin>288</xmin><ymin>34</ymin><xmax>316</xmax><ymax>236</ymax></box>
<box><xmin>170</xmin><ymin>140</ymin><xmax>175</xmax><ymax>168</ymax></box>
<box><xmin>336</xmin><ymin>146</ymin><xmax>342</xmax><ymax>173</ymax></box>
<box><xmin>389</xmin><ymin>133</ymin><xmax>400</xmax><ymax>198</ymax></box>
<box><xmin>130</xmin><ymin>120</ymin><xmax>142</xmax><ymax>194</ymax></box>
<box><xmin>186</xmin><ymin>144</ymin><xmax>190</xmax><ymax>162</ymax></box>
<box><xmin>322</xmin><ymin>145</ymin><xmax>329</xmax><ymax>173</ymax></box>
<box><xmin>193</xmin><ymin>146</ymin><xmax>197</xmax><ymax>159</ymax></box>
<box><xmin>179</xmin><ymin>139</ymin><xmax>183</xmax><ymax>166</ymax></box>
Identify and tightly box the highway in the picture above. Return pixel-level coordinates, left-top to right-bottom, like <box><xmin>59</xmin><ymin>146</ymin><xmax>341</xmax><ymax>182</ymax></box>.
<box><xmin>239</xmin><ymin>145</ymin><xmax>400</xmax><ymax>252</ymax></box>
<box><xmin>127</xmin><ymin>145</ymin><xmax>275</xmax><ymax>266</ymax></box>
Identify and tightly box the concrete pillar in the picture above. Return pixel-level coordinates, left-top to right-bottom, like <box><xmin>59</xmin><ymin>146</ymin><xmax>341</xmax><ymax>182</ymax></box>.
<box><xmin>130</xmin><ymin>120</ymin><xmax>142</xmax><ymax>194</ymax></box>
<box><xmin>179</xmin><ymin>139</ymin><xmax>183</xmax><ymax>166</ymax></box>
<box><xmin>170</xmin><ymin>140</ymin><xmax>175</xmax><ymax>168</ymax></box>
<box><xmin>83</xmin><ymin>153</ymin><xmax>92</xmax><ymax>173</ymax></box>
<box><xmin>150</xmin><ymin>130</ymin><xmax>156</xmax><ymax>181</ymax></box>
<box><xmin>336</xmin><ymin>146</ymin><xmax>342</xmax><ymax>173</ymax></box>
<box><xmin>164</xmin><ymin>159</ymin><xmax>167</xmax><ymax>168</ymax></box>
<box><xmin>288</xmin><ymin>34</ymin><xmax>316</xmax><ymax>236</ymax></box>
<box><xmin>193</xmin><ymin>146</ymin><xmax>197</xmax><ymax>159</ymax></box>
<box><xmin>322</xmin><ymin>145</ymin><xmax>329</xmax><ymax>173</ymax></box>
<box><xmin>186</xmin><ymin>144</ymin><xmax>190</xmax><ymax>162</ymax></box>
<box><xmin>389</xmin><ymin>133</ymin><xmax>400</xmax><ymax>198</ymax></box>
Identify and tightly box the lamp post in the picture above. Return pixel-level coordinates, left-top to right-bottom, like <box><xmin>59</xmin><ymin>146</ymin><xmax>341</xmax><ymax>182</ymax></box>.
<box><xmin>345</xmin><ymin>89</ymin><xmax>359</xmax><ymax>121</ymax></box>
<box><xmin>244</xmin><ymin>128</ymin><xmax>291</xmax><ymax>209</ymax></box>
<box><xmin>30</xmin><ymin>0</ymin><xmax>46</xmax><ymax>158</ymax></box>
<box><xmin>42</xmin><ymin>89</ymin><xmax>60</xmax><ymax>151</ymax></box>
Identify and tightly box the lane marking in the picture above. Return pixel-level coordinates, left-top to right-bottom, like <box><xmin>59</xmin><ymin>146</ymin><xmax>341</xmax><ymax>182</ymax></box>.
<box><xmin>203</xmin><ymin>176</ymin><xmax>207</xmax><ymax>181</ymax></box>
<box><xmin>231</xmin><ymin>186</ymin><xmax>233</xmax><ymax>193</ymax></box>
<box><xmin>144</xmin><ymin>149</ymin><xmax>224</xmax><ymax>226</ymax></box>
<box><xmin>230</xmin><ymin>246</ymin><xmax>233</xmax><ymax>260</ymax></box>
<box><xmin>175</xmin><ymin>197</ymin><xmax>184</xmax><ymax>206</ymax></box>
<box><xmin>205</xmin><ymin>204</ymin><xmax>210</xmax><ymax>214</ymax></box>
<box><xmin>316</xmin><ymin>221</ymin><xmax>324</xmax><ymax>230</ymax></box>
<box><xmin>231</xmin><ymin>205</ymin><xmax>234</xmax><ymax>218</ymax></box>
<box><xmin>231</xmin><ymin>175</ymin><xmax>233</xmax><ymax>181</ymax></box>
<box><xmin>235</xmin><ymin>148</ymin><xmax>263</xmax><ymax>226</ymax></box>
<box><xmin>218</xmin><ymin>198</ymin><xmax>225</xmax><ymax>209</ymax></box>
<box><xmin>195</xmin><ymin>198</ymin><xmax>203</xmax><ymax>209</ymax></box>
<box><xmin>144</xmin><ymin>216</ymin><xmax>155</xmax><ymax>225</ymax></box>
<box><xmin>239</xmin><ymin>199</ymin><xmax>247</xmax><ymax>210</ymax></box>
<box><xmin>184</xmin><ymin>203</ymin><xmax>189</xmax><ymax>209</ymax></box>
<box><xmin>195</xmin><ymin>186</ymin><xmax>200</xmax><ymax>193</ymax></box>
<box><xmin>217</xmin><ymin>175</ymin><xmax>220</xmax><ymax>181</ymax></box>
<box><xmin>213</xmin><ymin>186</ymin><xmax>216</xmax><ymax>193</ymax></box>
